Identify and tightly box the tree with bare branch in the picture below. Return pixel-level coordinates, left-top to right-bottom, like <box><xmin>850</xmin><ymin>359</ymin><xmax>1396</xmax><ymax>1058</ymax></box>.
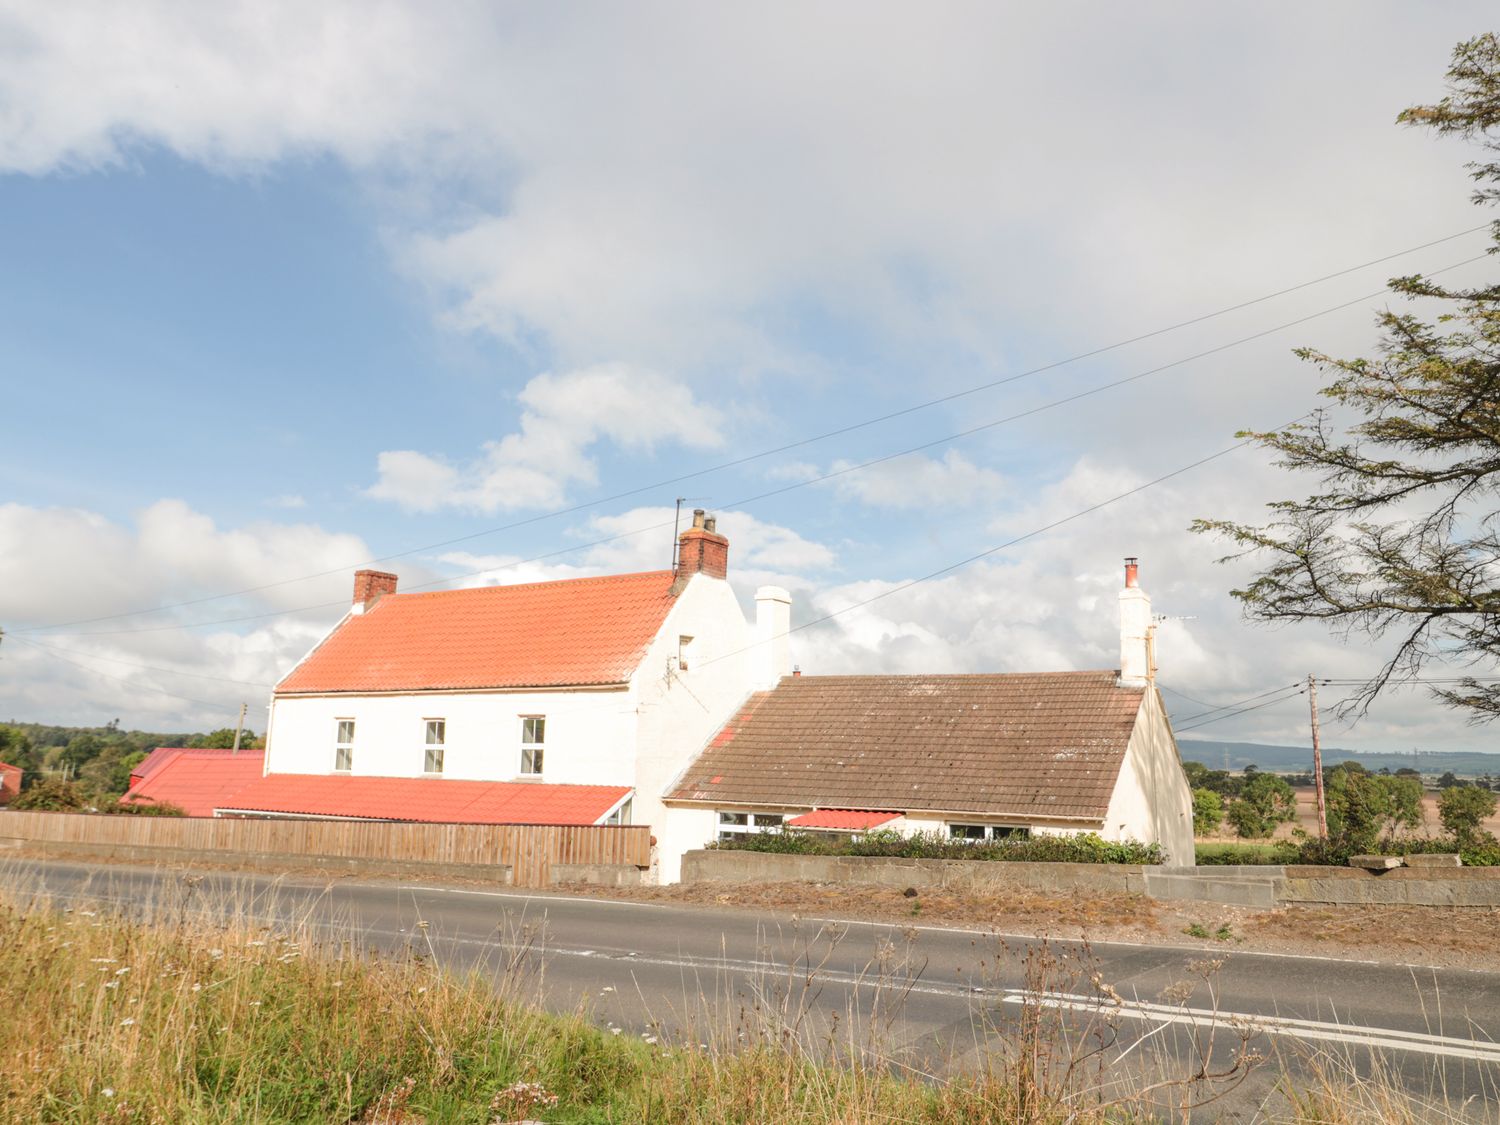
<box><xmin>1194</xmin><ymin>33</ymin><xmax>1500</xmax><ymax>720</ymax></box>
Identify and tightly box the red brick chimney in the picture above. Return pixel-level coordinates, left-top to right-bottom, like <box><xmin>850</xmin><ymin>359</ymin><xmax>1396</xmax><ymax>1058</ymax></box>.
<box><xmin>675</xmin><ymin>509</ymin><xmax>729</xmax><ymax>587</ymax></box>
<box><xmin>352</xmin><ymin>569</ymin><xmax>398</xmax><ymax>612</ymax></box>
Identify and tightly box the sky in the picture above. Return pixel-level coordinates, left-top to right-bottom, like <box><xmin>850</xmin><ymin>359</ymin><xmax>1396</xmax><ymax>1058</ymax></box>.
<box><xmin>1</xmin><ymin>3</ymin><xmax>1497</xmax><ymax>754</ymax></box>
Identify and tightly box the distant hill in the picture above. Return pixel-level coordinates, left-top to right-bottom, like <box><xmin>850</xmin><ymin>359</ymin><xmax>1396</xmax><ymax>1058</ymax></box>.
<box><xmin>1177</xmin><ymin>738</ymin><xmax>1499</xmax><ymax>778</ymax></box>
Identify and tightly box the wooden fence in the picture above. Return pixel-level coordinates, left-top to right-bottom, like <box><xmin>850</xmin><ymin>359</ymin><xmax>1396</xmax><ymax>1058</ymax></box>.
<box><xmin>0</xmin><ymin>811</ymin><xmax>651</xmax><ymax>887</ymax></box>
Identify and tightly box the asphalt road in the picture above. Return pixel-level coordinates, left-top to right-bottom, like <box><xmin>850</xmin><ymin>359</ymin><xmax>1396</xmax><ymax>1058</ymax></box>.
<box><xmin>11</xmin><ymin>859</ymin><xmax>1500</xmax><ymax>1118</ymax></box>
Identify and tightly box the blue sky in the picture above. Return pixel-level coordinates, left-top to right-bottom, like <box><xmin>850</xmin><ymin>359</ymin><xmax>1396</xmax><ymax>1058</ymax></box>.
<box><xmin>1</xmin><ymin>2</ymin><xmax>1498</xmax><ymax>753</ymax></box>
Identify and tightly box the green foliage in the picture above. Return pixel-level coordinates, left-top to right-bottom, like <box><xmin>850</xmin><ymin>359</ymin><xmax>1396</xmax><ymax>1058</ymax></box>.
<box><xmin>1194</xmin><ymin>841</ymin><xmax>1298</xmax><ymax>866</ymax></box>
<box><xmin>188</xmin><ymin>728</ymin><xmax>258</xmax><ymax>749</ymax></box>
<box><xmin>111</xmin><ymin>796</ymin><xmax>187</xmax><ymax>817</ymax></box>
<box><xmin>1324</xmin><ymin>767</ymin><xmax>1423</xmax><ymax>852</ymax></box>
<box><xmin>1438</xmin><ymin>784</ymin><xmax>1499</xmax><ymax>841</ymax></box>
<box><xmin>1225</xmin><ymin>773</ymin><xmax>1297</xmax><ymax>838</ymax></box>
<box><xmin>710</xmin><ymin>829</ymin><xmax>1166</xmax><ymax>865</ymax></box>
<box><xmin>11</xmin><ymin>778</ymin><xmax>88</xmax><ymax>811</ymax></box>
<box><xmin>1192</xmin><ymin>33</ymin><xmax>1500</xmax><ymax>722</ymax></box>
<box><xmin>1191</xmin><ymin>788</ymin><xmax>1224</xmax><ymax>836</ymax></box>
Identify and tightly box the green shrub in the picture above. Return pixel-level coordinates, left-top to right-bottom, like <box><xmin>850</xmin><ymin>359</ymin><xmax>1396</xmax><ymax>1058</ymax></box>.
<box><xmin>1194</xmin><ymin>841</ymin><xmax>1297</xmax><ymax>866</ymax></box>
<box><xmin>1438</xmin><ymin>785</ymin><xmax>1498</xmax><ymax>842</ymax></box>
<box><xmin>709</xmin><ymin>829</ymin><xmax>1164</xmax><ymax>865</ymax></box>
<box><xmin>1191</xmin><ymin>788</ymin><xmax>1223</xmax><ymax>836</ymax></box>
<box><xmin>10</xmin><ymin>778</ymin><xmax>87</xmax><ymax>811</ymax></box>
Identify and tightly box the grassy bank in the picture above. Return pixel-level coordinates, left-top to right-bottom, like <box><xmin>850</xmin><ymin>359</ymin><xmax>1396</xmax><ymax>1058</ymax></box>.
<box><xmin>0</xmin><ymin>883</ymin><xmax>1482</xmax><ymax>1123</ymax></box>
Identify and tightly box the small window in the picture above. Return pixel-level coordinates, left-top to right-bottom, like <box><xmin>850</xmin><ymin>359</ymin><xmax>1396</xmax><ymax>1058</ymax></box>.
<box><xmin>604</xmin><ymin>798</ymin><xmax>633</xmax><ymax>826</ymax></box>
<box><xmin>717</xmin><ymin>810</ymin><xmax>784</xmax><ymax>841</ymax></box>
<box><xmin>334</xmin><ymin>719</ymin><xmax>355</xmax><ymax>772</ymax></box>
<box><xmin>678</xmin><ymin>634</ymin><xmax>695</xmax><ymax>671</ymax></box>
<box><xmin>520</xmin><ymin>715</ymin><xmax>545</xmax><ymax>775</ymax></box>
<box><xmin>948</xmin><ymin>823</ymin><xmax>1030</xmax><ymax>842</ymax></box>
<box><xmin>424</xmin><ymin>719</ymin><xmax>445</xmax><ymax>774</ymax></box>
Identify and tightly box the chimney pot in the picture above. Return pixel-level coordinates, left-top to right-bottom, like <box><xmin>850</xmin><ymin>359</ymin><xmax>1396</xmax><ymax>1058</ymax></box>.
<box><xmin>1124</xmin><ymin>556</ymin><xmax>1139</xmax><ymax>589</ymax></box>
<box><xmin>673</xmin><ymin>512</ymin><xmax>730</xmax><ymax>586</ymax></box>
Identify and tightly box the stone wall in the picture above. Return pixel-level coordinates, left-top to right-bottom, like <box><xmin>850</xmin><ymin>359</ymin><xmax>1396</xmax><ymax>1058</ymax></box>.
<box><xmin>681</xmin><ymin>850</ymin><xmax>1500</xmax><ymax>907</ymax></box>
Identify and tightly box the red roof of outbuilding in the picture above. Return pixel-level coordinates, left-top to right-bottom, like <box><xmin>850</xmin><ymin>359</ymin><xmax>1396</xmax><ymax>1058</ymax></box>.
<box><xmin>122</xmin><ymin>751</ymin><xmax>265</xmax><ymax>817</ymax></box>
<box><xmin>276</xmin><ymin>570</ymin><xmax>679</xmax><ymax>694</ymax></box>
<box><xmin>785</xmin><ymin>809</ymin><xmax>901</xmax><ymax>830</ymax></box>
<box><xmin>130</xmin><ymin>746</ymin><xmax>249</xmax><ymax>789</ymax></box>
<box><xmin>0</xmin><ymin>762</ymin><xmax>21</xmax><ymax>774</ymax></box>
<box><xmin>215</xmin><ymin>774</ymin><xmax>630</xmax><ymax>825</ymax></box>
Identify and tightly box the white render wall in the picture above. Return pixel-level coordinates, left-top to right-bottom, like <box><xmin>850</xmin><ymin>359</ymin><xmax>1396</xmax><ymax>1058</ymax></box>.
<box><xmin>1098</xmin><ymin>690</ymin><xmax>1194</xmax><ymax>865</ymax></box>
<box><xmin>264</xmin><ymin>687</ymin><xmax>640</xmax><ymax>791</ymax></box>
<box><xmin>632</xmin><ymin>573</ymin><xmax>754</xmax><ymax>877</ymax></box>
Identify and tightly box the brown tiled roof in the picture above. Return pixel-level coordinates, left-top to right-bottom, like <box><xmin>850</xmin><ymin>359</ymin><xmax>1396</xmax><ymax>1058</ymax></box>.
<box><xmin>668</xmin><ymin>671</ymin><xmax>1145</xmax><ymax>821</ymax></box>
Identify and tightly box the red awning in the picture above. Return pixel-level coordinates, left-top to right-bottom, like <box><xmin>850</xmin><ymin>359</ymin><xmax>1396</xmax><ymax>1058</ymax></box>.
<box><xmin>785</xmin><ymin>809</ymin><xmax>901</xmax><ymax>830</ymax></box>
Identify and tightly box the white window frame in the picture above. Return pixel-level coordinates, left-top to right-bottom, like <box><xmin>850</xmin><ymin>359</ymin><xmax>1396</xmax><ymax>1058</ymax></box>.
<box><xmin>716</xmin><ymin>810</ymin><xmax>785</xmax><ymax>841</ymax></box>
<box><xmin>603</xmin><ymin>797</ymin><xmax>633</xmax><ymax>826</ymax></box>
<box><xmin>334</xmin><ymin>719</ymin><xmax>355</xmax><ymax>773</ymax></box>
<box><xmin>947</xmin><ymin>822</ymin><xmax>1030</xmax><ymax>842</ymax></box>
<box><xmin>520</xmin><ymin>715</ymin><xmax>545</xmax><ymax>776</ymax></box>
<box><xmin>423</xmin><ymin>719</ymin><xmax>446</xmax><ymax>775</ymax></box>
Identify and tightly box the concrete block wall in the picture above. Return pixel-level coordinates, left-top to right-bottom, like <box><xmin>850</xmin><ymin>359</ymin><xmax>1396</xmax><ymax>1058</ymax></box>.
<box><xmin>680</xmin><ymin>851</ymin><xmax>1500</xmax><ymax>908</ymax></box>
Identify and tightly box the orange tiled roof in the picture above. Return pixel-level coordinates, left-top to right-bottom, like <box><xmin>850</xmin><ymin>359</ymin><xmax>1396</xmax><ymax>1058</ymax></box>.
<box><xmin>121</xmin><ymin>751</ymin><xmax>265</xmax><ymax>817</ymax></box>
<box><xmin>215</xmin><ymin>773</ymin><xmax>630</xmax><ymax>825</ymax></box>
<box><xmin>277</xmin><ymin>570</ymin><xmax>679</xmax><ymax>694</ymax></box>
<box><xmin>668</xmin><ymin>671</ymin><xmax>1146</xmax><ymax>821</ymax></box>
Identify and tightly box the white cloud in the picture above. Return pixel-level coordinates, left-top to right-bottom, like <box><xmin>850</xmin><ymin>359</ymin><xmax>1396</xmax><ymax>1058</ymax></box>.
<box><xmin>266</xmin><ymin>494</ymin><xmax>307</xmax><ymax>509</ymax></box>
<box><xmin>0</xmin><ymin>500</ymin><xmax>419</xmax><ymax>729</ymax></box>
<box><xmin>0</xmin><ymin>2</ymin><xmax>1486</xmax><ymax>372</ymax></box>
<box><xmin>366</xmin><ymin>364</ymin><xmax>724</xmax><ymax>513</ymax></box>
<box><xmin>827</xmin><ymin>449</ymin><xmax>1006</xmax><ymax>510</ymax></box>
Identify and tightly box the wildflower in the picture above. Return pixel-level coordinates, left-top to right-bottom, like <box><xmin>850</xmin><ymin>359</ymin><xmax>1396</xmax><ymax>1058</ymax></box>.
<box><xmin>90</xmin><ymin>958</ymin><xmax>117</xmax><ymax>964</ymax></box>
<box><xmin>104</xmin><ymin>981</ymin><xmax>119</xmax><ymax>990</ymax></box>
<box><xmin>416</xmin><ymin>987</ymin><xmax>427</xmax><ymax>994</ymax></box>
<box><xmin>114</xmin><ymin>967</ymin><xmax>130</xmax><ymax>976</ymax></box>
<box><xmin>610</xmin><ymin>1027</ymin><xmax>622</xmax><ymax>1035</ymax></box>
<box><xmin>643</xmin><ymin>1035</ymin><xmax>657</xmax><ymax>1044</ymax></box>
<box><xmin>600</xmin><ymin>985</ymin><xmax>615</xmax><ymax>993</ymax></box>
<box><xmin>247</xmin><ymin>940</ymin><xmax>266</xmax><ymax>947</ymax></box>
<box><xmin>120</xmin><ymin>1018</ymin><xmax>135</xmax><ymax>1027</ymax></box>
<box><xmin>250</xmin><ymin>1001</ymin><xmax>262</xmax><ymax>1007</ymax></box>
<box><xmin>102</xmin><ymin>1088</ymin><xmax>115</xmax><ymax>1098</ymax></box>
<box><xmin>191</xmin><ymin>984</ymin><xmax>202</xmax><ymax>993</ymax></box>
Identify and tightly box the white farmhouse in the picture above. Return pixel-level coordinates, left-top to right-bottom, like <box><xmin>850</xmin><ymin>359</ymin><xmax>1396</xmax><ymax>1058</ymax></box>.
<box><xmin>244</xmin><ymin>511</ymin><xmax>791</xmax><ymax>881</ymax></box>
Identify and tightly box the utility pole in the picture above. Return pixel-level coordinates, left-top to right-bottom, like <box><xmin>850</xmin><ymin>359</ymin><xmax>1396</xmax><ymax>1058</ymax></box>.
<box><xmin>232</xmin><ymin>702</ymin><xmax>247</xmax><ymax>754</ymax></box>
<box><xmin>1309</xmin><ymin>674</ymin><xmax>1327</xmax><ymax>839</ymax></box>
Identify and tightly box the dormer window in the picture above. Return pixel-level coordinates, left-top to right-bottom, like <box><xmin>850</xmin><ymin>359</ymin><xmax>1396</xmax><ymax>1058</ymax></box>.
<box><xmin>678</xmin><ymin>634</ymin><xmax>694</xmax><ymax>671</ymax></box>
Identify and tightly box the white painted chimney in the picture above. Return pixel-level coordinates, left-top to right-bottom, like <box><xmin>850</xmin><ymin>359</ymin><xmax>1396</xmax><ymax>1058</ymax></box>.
<box><xmin>1118</xmin><ymin>557</ymin><xmax>1152</xmax><ymax>688</ymax></box>
<box><xmin>753</xmin><ymin>585</ymin><xmax>793</xmax><ymax>690</ymax></box>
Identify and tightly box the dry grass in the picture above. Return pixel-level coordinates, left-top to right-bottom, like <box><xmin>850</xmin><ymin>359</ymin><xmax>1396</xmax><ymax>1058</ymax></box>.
<box><xmin>1242</xmin><ymin>905</ymin><xmax>1500</xmax><ymax>958</ymax></box>
<box><xmin>0</xmin><ymin>878</ymin><xmax>1494</xmax><ymax>1123</ymax></box>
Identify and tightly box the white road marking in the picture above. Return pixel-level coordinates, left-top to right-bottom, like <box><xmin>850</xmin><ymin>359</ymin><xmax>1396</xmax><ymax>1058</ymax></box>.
<box><xmin>1003</xmin><ymin>990</ymin><xmax>1500</xmax><ymax>1064</ymax></box>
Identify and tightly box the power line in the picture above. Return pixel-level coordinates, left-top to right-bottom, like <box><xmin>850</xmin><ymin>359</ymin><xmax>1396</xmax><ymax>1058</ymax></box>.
<box><xmin>1174</xmin><ymin>688</ymin><xmax>1308</xmax><ymax>733</ymax></box>
<box><xmin>18</xmin><ymin>226</ymin><xmax>1491</xmax><ymax>636</ymax></box>
<box><xmin>694</xmin><ymin>421</ymin><xmax>1308</xmax><ymax>672</ymax></box>
<box><xmin>31</xmin><ymin>247</ymin><xmax>1489</xmax><ymax>642</ymax></box>
<box><xmin>1167</xmin><ymin>682</ymin><xmax>1308</xmax><ymax>724</ymax></box>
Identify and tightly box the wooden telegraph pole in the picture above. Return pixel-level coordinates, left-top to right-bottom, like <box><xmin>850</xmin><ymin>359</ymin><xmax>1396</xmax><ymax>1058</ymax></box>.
<box><xmin>1308</xmin><ymin>674</ymin><xmax>1327</xmax><ymax>839</ymax></box>
<box><xmin>232</xmin><ymin>702</ymin><xmax>248</xmax><ymax>754</ymax></box>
